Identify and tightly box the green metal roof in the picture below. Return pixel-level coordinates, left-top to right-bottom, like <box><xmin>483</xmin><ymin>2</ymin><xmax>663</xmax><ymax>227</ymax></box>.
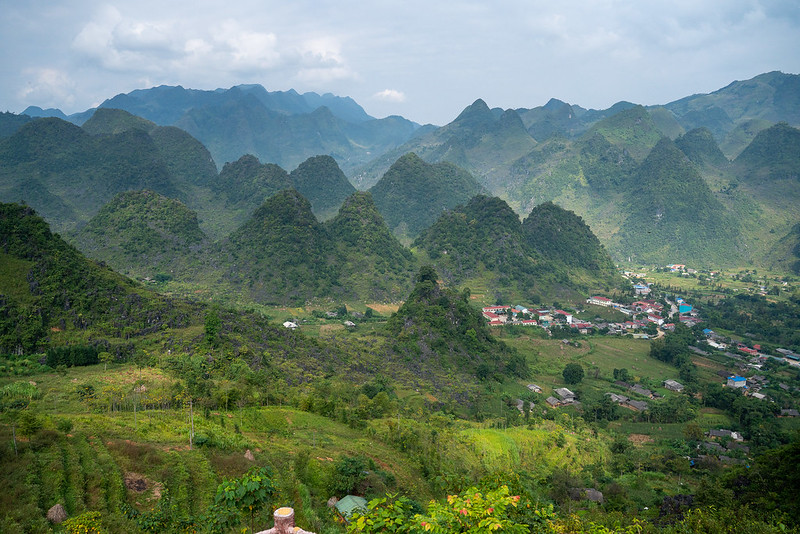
<box><xmin>334</xmin><ymin>495</ymin><xmax>368</xmax><ymax>520</ymax></box>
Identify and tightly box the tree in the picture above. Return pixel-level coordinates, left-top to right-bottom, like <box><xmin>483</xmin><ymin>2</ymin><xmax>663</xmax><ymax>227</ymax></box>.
<box><xmin>205</xmin><ymin>309</ymin><xmax>221</xmax><ymax>347</ymax></box>
<box><xmin>99</xmin><ymin>351</ymin><xmax>113</xmax><ymax>371</ymax></box>
<box><xmin>562</xmin><ymin>363</ymin><xmax>584</xmax><ymax>384</ymax></box>
<box><xmin>206</xmin><ymin>466</ymin><xmax>274</xmax><ymax>534</ymax></box>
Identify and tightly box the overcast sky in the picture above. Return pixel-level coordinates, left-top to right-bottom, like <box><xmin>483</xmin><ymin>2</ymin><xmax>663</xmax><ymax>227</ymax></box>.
<box><xmin>2</xmin><ymin>0</ymin><xmax>799</xmax><ymax>125</ymax></box>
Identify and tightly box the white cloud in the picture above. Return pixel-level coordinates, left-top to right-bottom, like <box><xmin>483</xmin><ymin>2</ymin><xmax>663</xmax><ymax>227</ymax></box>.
<box><xmin>17</xmin><ymin>68</ymin><xmax>76</xmax><ymax>109</ymax></box>
<box><xmin>373</xmin><ymin>89</ymin><xmax>406</xmax><ymax>103</ymax></box>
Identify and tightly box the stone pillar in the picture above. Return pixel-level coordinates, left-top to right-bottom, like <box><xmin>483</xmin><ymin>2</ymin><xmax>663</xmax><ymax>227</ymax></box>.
<box><xmin>255</xmin><ymin>507</ymin><xmax>315</xmax><ymax>534</ymax></box>
<box><xmin>273</xmin><ymin>507</ymin><xmax>294</xmax><ymax>533</ymax></box>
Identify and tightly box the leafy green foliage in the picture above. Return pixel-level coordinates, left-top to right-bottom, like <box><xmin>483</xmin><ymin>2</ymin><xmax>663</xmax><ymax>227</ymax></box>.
<box><xmin>221</xmin><ymin>189</ymin><xmax>340</xmax><ymax>304</ymax></box>
<box><xmin>327</xmin><ymin>191</ymin><xmax>416</xmax><ymax>300</ymax></box>
<box><xmin>0</xmin><ymin>203</ymin><xmax>198</xmax><ymax>352</ymax></box>
<box><xmin>206</xmin><ymin>466</ymin><xmax>275</xmax><ymax>534</ymax></box>
<box><xmin>70</xmin><ymin>190</ymin><xmax>209</xmax><ymax>277</ymax></box>
<box><xmin>562</xmin><ymin>363</ymin><xmax>584</xmax><ymax>384</ymax></box>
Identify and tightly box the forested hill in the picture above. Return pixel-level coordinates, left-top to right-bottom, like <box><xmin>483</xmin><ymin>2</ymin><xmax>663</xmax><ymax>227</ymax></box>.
<box><xmin>415</xmin><ymin>195</ymin><xmax>624</xmax><ymax>302</ymax></box>
<box><xmin>220</xmin><ymin>189</ymin><xmax>340</xmax><ymax>305</ymax></box>
<box><xmin>369</xmin><ymin>153</ymin><xmax>486</xmax><ymax>241</ymax></box>
<box><xmin>70</xmin><ymin>190</ymin><xmax>210</xmax><ymax>279</ymax></box>
<box><xmin>288</xmin><ymin>155</ymin><xmax>356</xmax><ymax>220</ymax></box>
<box><xmin>0</xmin><ymin>203</ymin><xmax>197</xmax><ymax>353</ymax></box>
<box><xmin>616</xmin><ymin>137</ymin><xmax>740</xmax><ymax>266</ymax></box>
<box><xmin>326</xmin><ymin>191</ymin><xmax>416</xmax><ymax>301</ymax></box>
<box><xmin>521</xmin><ymin>201</ymin><xmax>621</xmax><ymax>286</ymax></box>
<box><xmin>387</xmin><ymin>266</ymin><xmax>528</xmax><ymax>382</ymax></box>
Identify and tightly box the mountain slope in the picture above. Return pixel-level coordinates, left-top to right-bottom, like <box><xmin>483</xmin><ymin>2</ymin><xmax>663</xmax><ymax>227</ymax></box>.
<box><xmin>386</xmin><ymin>266</ymin><xmax>528</xmax><ymax>381</ymax></box>
<box><xmin>0</xmin><ymin>118</ymin><xmax>179</xmax><ymax>232</ymax></box>
<box><xmin>615</xmin><ymin>137</ymin><xmax>740</xmax><ymax>266</ymax></box>
<box><xmin>220</xmin><ymin>189</ymin><xmax>339</xmax><ymax>304</ymax></box>
<box><xmin>0</xmin><ymin>203</ymin><xmax>196</xmax><ymax>353</ymax></box>
<box><xmin>369</xmin><ymin>153</ymin><xmax>486</xmax><ymax>241</ymax></box>
<box><xmin>70</xmin><ymin>190</ymin><xmax>209</xmax><ymax>279</ymax></box>
<box><xmin>289</xmin><ymin>155</ymin><xmax>356</xmax><ymax>219</ymax></box>
<box><xmin>327</xmin><ymin>191</ymin><xmax>416</xmax><ymax>301</ymax></box>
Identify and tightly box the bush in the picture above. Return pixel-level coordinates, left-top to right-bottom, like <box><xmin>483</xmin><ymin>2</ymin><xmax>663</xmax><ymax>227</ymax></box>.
<box><xmin>563</xmin><ymin>363</ymin><xmax>584</xmax><ymax>384</ymax></box>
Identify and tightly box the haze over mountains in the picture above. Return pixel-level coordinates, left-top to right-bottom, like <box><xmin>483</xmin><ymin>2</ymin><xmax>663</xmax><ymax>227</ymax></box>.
<box><xmin>2</xmin><ymin>71</ymin><xmax>800</xmax><ymax>278</ymax></box>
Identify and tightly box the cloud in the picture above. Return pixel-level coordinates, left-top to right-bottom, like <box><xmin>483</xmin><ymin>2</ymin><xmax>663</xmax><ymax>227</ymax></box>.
<box><xmin>373</xmin><ymin>89</ymin><xmax>406</xmax><ymax>102</ymax></box>
<box><xmin>17</xmin><ymin>68</ymin><xmax>77</xmax><ymax>109</ymax></box>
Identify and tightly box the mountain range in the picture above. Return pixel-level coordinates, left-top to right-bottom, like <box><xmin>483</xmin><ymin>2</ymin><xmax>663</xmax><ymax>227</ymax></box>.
<box><xmin>2</xmin><ymin>71</ymin><xmax>800</xmax><ymax>273</ymax></box>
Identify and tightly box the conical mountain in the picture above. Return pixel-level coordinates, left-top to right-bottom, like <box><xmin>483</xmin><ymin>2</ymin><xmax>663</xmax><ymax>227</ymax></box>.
<box><xmin>675</xmin><ymin>127</ymin><xmax>728</xmax><ymax>168</ymax></box>
<box><xmin>584</xmin><ymin>105</ymin><xmax>663</xmax><ymax>161</ymax></box>
<box><xmin>0</xmin><ymin>203</ymin><xmax>194</xmax><ymax>353</ymax></box>
<box><xmin>522</xmin><ymin>201</ymin><xmax>622</xmax><ymax>290</ymax></box>
<box><xmin>222</xmin><ymin>189</ymin><xmax>338</xmax><ymax>304</ymax></box>
<box><xmin>81</xmin><ymin>107</ymin><xmax>155</xmax><ymax>134</ymax></box>
<box><xmin>217</xmin><ymin>155</ymin><xmax>291</xmax><ymax>209</ymax></box>
<box><xmin>83</xmin><ymin>108</ymin><xmax>218</xmax><ymax>191</ymax></box>
<box><xmin>70</xmin><ymin>190</ymin><xmax>209</xmax><ymax>278</ymax></box>
<box><xmin>289</xmin><ymin>155</ymin><xmax>356</xmax><ymax>219</ymax></box>
<box><xmin>733</xmin><ymin>122</ymin><xmax>800</xmax><ymax>182</ymax></box>
<box><xmin>327</xmin><ymin>191</ymin><xmax>416</xmax><ymax>300</ymax></box>
<box><xmin>386</xmin><ymin>266</ymin><xmax>528</xmax><ymax>381</ymax></box>
<box><xmin>616</xmin><ymin>137</ymin><xmax>738</xmax><ymax>265</ymax></box>
<box><xmin>413</xmin><ymin>195</ymin><xmax>534</xmax><ymax>285</ymax></box>
<box><xmin>0</xmin><ymin>118</ymin><xmax>177</xmax><ymax>231</ymax></box>
<box><xmin>369</xmin><ymin>153</ymin><xmax>486</xmax><ymax>240</ymax></box>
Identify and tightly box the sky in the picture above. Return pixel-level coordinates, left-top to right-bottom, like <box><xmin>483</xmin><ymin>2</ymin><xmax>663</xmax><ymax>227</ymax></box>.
<box><xmin>1</xmin><ymin>0</ymin><xmax>799</xmax><ymax>126</ymax></box>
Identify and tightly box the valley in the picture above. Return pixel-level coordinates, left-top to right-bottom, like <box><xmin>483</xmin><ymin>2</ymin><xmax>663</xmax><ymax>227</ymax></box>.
<box><xmin>1</xmin><ymin>73</ymin><xmax>800</xmax><ymax>533</ymax></box>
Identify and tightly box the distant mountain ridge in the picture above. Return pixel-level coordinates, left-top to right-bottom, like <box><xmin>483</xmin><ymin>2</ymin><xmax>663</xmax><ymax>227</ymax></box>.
<box><xmin>5</xmin><ymin>71</ymin><xmax>800</xmax><ymax>269</ymax></box>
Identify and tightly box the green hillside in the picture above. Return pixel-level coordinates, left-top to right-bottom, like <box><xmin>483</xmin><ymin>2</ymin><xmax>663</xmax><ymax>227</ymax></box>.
<box><xmin>521</xmin><ymin>201</ymin><xmax>620</xmax><ymax>284</ymax></box>
<box><xmin>69</xmin><ymin>190</ymin><xmax>209</xmax><ymax>279</ymax></box>
<box><xmin>386</xmin><ymin>266</ymin><xmax>528</xmax><ymax>381</ymax></box>
<box><xmin>615</xmin><ymin>137</ymin><xmax>739</xmax><ymax>266</ymax></box>
<box><xmin>327</xmin><ymin>191</ymin><xmax>416</xmax><ymax>301</ymax></box>
<box><xmin>0</xmin><ymin>118</ymin><xmax>178</xmax><ymax>232</ymax></box>
<box><xmin>221</xmin><ymin>189</ymin><xmax>340</xmax><ymax>305</ymax></box>
<box><xmin>289</xmin><ymin>155</ymin><xmax>356</xmax><ymax>219</ymax></box>
<box><xmin>413</xmin><ymin>195</ymin><xmax>536</xmax><ymax>288</ymax></box>
<box><xmin>0</xmin><ymin>203</ymin><xmax>197</xmax><ymax>353</ymax></box>
<box><xmin>369</xmin><ymin>153</ymin><xmax>486</xmax><ymax>241</ymax></box>
<box><xmin>674</xmin><ymin>127</ymin><xmax>728</xmax><ymax>168</ymax></box>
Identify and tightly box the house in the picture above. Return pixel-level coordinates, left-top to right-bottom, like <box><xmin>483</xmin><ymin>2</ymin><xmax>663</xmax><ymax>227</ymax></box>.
<box><xmin>737</xmin><ymin>346</ymin><xmax>759</xmax><ymax>356</ymax></box>
<box><xmin>630</xmin><ymin>384</ymin><xmax>654</xmax><ymax>398</ymax></box>
<box><xmin>780</xmin><ymin>409</ymin><xmax>800</xmax><ymax>417</ymax></box>
<box><xmin>521</xmin><ymin>319</ymin><xmax>538</xmax><ymax>326</ymax></box>
<box><xmin>678</xmin><ymin>303</ymin><xmax>693</xmax><ymax>314</ymax></box>
<box><xmin>707</xmin><ymin>429</ymin><xmax>743</xmax><ymax>441</ymax></box>
<box><xmin>750</xmin><ymin>392</ymin><xmax>766</xmax><ymax>401</ymax></box>
<box><xmin>282</xmin><ymin>321</ymin><xmax>298</xmax><ymax>329</ymax></box>
<box><xmin>727</xmin><ymin>376</ymin><xmax>747</xmax><ymax>388</ymax></box>
<box><xmin>647</xmin><ymin>314</ymin><xmax>664</xmax><ymax>325</ymax></box>
<box><xmin>343</xmin><ymin>320</ymin><xmax>356</xmax><ymax>328</ymax></box>
<box><xmin>605</xmin><ymin>392</ymin><xmax>629</xmax><ymax>404</ymax></box>
<box><xmin>588</xmin><ymin>296</ymin><xmax>613</xmax><ymax>307</ymax></box>
<box><xmin>527</xmin><ymin>384</ymin><xmax>542</xmax><ymax>393</ymax></box>
<box><xmin>623</xmin><ymin>399</ymin><xmax>649</xmax><ymax>411</ymax></box>
<box><xmin>554</xmin><ymin>310</ymin><xmax>573</xmax><ymax>324</ymax></box>
<box><xmin>546</xmin><ymin>396</ymin><xmax>561</xmax><ymax>407</ymax></box>
<box><xmin>664</xmin><ymin>379</ymin><xmax>684</xmax><ymax>392</ymax></box>
<box><xmin>633</xmin><ymin>284</ymin><xmax>651</xmax><ymax>295</ymax></box>
<box><xmin>554</xmin><ymin>388</ymin><xmax>575</xmax><ymax>401</ymax></box>
<box><xmin>571</xmin><ymin>322</ymin><xmax>593</xmax><ymax>334</ymax></box>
